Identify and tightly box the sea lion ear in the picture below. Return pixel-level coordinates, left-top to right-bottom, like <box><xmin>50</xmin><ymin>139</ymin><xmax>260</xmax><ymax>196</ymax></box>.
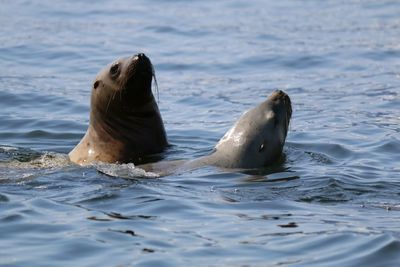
<box><xmin>93</xmin><ymin>80</ymin><xmax>100</xmax><ymax>89</ymax></box>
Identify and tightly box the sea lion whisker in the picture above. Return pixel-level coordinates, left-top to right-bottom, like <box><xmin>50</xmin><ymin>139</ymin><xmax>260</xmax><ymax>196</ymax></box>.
<box><xmin>152</xmin><ymin>72</ymin><xmax>159</xmax><ymax>104</ymax></box>
<box><xmin>150</xmin><ymin>64</ymin><xmax>160</xmax><ymax>103</ymax></box>
<box><xmin>105</xmin><ymin>91</ymin><xmax>116</xmax><ymax>114</ymax></box>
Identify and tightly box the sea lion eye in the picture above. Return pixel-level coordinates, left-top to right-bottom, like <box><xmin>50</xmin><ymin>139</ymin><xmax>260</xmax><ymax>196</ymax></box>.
<box><xmin>110</xmin><ymin>63</ymin><xmax>120</xmax><ymax>77</ymax></box>
<box><xmin>93</xmin><ymin>80</ymin><xmax>100</xmax><ymax>89</ymax></box>
<box><xmin>259</xmin><ymin>143</ymin><xmax>265</xmax><ymax>152</ymax></box>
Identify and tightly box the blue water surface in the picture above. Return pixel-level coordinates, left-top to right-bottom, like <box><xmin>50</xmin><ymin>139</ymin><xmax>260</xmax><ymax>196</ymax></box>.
<box><xmin>1</xmin><ymin>0</ymin><xmax>400</xmax><ymax>266</ymax></box>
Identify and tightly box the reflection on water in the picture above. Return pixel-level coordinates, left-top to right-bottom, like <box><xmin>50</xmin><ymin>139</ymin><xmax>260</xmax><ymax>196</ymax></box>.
<box><xmin>1</xmin><ymin>0</ymin><xmax>400</xmax><ymax>266</ymax></box>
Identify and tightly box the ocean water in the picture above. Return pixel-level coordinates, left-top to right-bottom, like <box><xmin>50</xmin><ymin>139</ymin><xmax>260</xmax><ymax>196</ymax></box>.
<box><xmin>1</xmin><ymin>0</ymin><xmax>400</xmax><ymax>266</ymax></box>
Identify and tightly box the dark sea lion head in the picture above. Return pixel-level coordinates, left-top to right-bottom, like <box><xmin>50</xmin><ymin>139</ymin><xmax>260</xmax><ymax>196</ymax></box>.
<box><xmin>91</xmin><ymin>53</ymin><xmax>156</xmax><ymax>116</ymax></box>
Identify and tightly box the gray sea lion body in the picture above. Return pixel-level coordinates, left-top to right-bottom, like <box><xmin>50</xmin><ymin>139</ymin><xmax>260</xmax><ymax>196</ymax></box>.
<box><xmin>140</xmin><ymin>90</ymin><xmax>292</xmax><ymax>176</ymax></box>
<box><xmin>69</xmin><ymin>53</ymin><xmax>168</xmax><ymax>165</ymax></box>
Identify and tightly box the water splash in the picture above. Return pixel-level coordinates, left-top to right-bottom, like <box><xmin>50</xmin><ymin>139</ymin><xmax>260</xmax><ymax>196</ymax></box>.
<box><xmin>0</xmin><ymin>147</ymin><xmax>71</xmax><ymax>182</ymax></box>
<box><xmin>93</xmin><ymin>162</ymin><xmax>159</xmax><ymax>179</ymax></box>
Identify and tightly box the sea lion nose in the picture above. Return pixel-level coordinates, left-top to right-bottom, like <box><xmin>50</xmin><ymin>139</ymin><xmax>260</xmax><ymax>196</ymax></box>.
<box><xmin>270</xmin><ymin>90</ymin><xmax>287</xmax><ymax>101</ymax></box>
<box><xmin>278</xmin><ymin>91</ymin><xmax>290</xmax><ymax>105</ymax></box>
<box><xmin>130</xmin><ymin>53</ymin><xmax>153</xmax><ymax>77</ymax></box>
<box><xmin>132</xmin><ymin>53</ymin><xmax>144</xmax><ymax>61</ymax></box>
<box><xmin>133</xmin><ymin>53</ymin><xmax>151</xmax><ymax>66</ymax></box>
<box><xmin>276</xmin><ymin>90</ymin><xmax>286</xmax><ymax>98</ymax></box>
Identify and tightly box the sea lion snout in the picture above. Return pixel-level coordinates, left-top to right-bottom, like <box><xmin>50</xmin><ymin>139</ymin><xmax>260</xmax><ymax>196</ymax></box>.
<box><xmin>135</xmin><ymin>53</ymin><xmax>146</xmax><ymax>60</ymax></box>
<box><xmin>270</xmin><ymin>90</ymin><xmax>289</xmax><ymax>101</ymax></box>
<box><xmin>269</xmin><ymin>90</ymin><xmax>292</xmax><ymax>127</ymax></box>
<box><xmin>132</xmin><ymin>53</ymin><xmax>149</xmax><ymax>64</ymax></box>
<box><xmin>130</xmin><ymin>53</ymin><xmax>152</xmax><ymax>74</ymax></box>
<box><xmin>269</xmin><ymin>90</ymin><xmax>291</xmax><ymax>109</ymax></box>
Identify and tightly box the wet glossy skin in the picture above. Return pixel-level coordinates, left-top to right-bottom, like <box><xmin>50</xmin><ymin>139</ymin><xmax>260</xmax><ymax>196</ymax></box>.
<box><xmin>200</xmin><ymin>90</ymin><xmax>292</xmax><ymax>169</ymax></box>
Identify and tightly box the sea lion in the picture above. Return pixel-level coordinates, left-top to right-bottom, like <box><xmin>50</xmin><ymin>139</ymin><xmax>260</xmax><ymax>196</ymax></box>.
<box><xmin>139</xmin><ymin>90</ymin><xmax>292</xmax><ymax>176</ymax></box>
<box><xmin>69</xmin><ymin>53</ymin><xmax>168</xmax><ymax>165</ymax></box>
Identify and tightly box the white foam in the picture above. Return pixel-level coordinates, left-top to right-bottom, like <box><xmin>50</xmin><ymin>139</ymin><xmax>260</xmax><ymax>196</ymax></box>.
<box><xmin>93</xmin><ymin>162</ymin><xmax>159</xmax><ymax>179</ymax></box>
<box><xmin>30</xmin><ymin>152</ymin><xmax>70</xmax><ymax>169</ymax></box>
